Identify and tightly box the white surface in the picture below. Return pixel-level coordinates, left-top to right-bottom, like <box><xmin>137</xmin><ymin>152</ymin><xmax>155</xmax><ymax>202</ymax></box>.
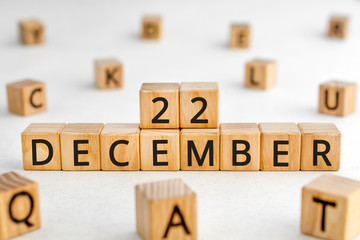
<box><xmin>1</xmin><ymin>0</ymin><xmax>360</xmax><ymax>239</ymax></box>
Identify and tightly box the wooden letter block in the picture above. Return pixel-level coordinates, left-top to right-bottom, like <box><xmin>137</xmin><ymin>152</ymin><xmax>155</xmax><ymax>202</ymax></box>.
<box><xmin>94</xmin><ymin>58</ymin><xmax>123</xmax><ymax>89</ymax></box>
<box><xmin>319</xmin><ymin>81</ymin><xmax>357</xmax><ymax>117</ymax></box>
<box><xmin>21</xmin><ymin>123</ymin><xmax>66</xmax><ymax>170</ymax></box>
<box><xmin>0</xmin><ymin>172</ymin><xmax>41</xmax><ymax>240</ymax></box>
<box><xmin>245</xmin><ymin>60</ymin><xmax>276</xmax><ymax>90</ymax></box>
<box><xmin>180</xmin><ymin>82</ymin><xmax>219</xmax><ymax>129</ymax></box>
<box><xmin>181</xmin><ymin>129</ymin><xmax>219</xmax><ymax>171</ymax></box>
<box><xmin>60</xmin><ymin>123</ymin><xmax>104</xmax><ymax>171</ymax></box>
<box><xmin>298</xmin><ymin>123</ymin><xmax>341</xmax><ymax>171</ymax></box>
<box><xmin>140</xmin><ymin>129</ymin><xmax>180</xmax><ymax>170</ymax></box>
<box><xmin>259</xmin><ymin>123</ymin><xmax>301</xmax><ymax>171</ymax></box>
<box><xmin>140</xmin><ymin>83</ymin><xmax>179</xmax><ymax>129</ymax></box>
<box><xmin>136</xmin><ymin>179</ymin><xmax>197</xmax><ymax>240</ymax></box>
<box><xmin>229</xmin><ymin>24</ymin><xmax>250</xmax><ymax>48</ymax></box>
<box><xmin>19</xmin><ymin>19</ymin><xmax>45</xmax><ymax>45</ymax></box>
<box><xmin>328</xmin><ymin>16</ymin><xmax>349</xmax><ymax>39</ymax></box>
<box><xmin>100</xmin><ymin>123</ymin><xmax>140</xmax><ymax>170</ymax></box>
<box><xmin>7</xmin><ymin>80</ymin><xmax>47</xmax><ymax>116</ymax></box>
<box><xmin>142</xmin><ymin>16</ymin><xmax>162</xmax><ymax>40</ymax></box>
<box><xmin>220</xmin><ymin>123</ymin><xmax>260</xmax><ymax>171</ymax></box>
<box><xmin>301</xmin><ymin>175</ymin><xmax>360</xmax><ymax>240</ymax></box>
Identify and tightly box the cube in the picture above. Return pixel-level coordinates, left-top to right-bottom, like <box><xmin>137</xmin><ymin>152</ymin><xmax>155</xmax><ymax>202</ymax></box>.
<box><xmin>328</xmin><ymin>16</ymin><xmax>349</xmax><ymax>39</ymax></box>
<box><xmin>229</xmin><ymin>24</ymin><xmax>250</xmax><ymax>48</ymax></box>
<box><xmin>94</xmin><ymin>58</ymin><xmax>123</xmax><ymax>89</ymax></box>
<box><xmin>142</xmin><ymin>16</ymin><xmax>162</xmax><ymax>40</ymax></box>
<box><xmin>244</xmin><ymin>60</ymin><xmax>276</xmax><ymax>90</ymax></box>
<box><xmin>19</xmin><ymin>19</ymin><xmax>45</xmax><ymax>45</ymax></box>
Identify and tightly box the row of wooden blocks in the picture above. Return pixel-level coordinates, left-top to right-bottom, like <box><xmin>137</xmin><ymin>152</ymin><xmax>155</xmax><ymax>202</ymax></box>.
<box><xmin>22</xmin><ymin>122</ymin><xmax>341</xmax><ymax>171</ymax></box>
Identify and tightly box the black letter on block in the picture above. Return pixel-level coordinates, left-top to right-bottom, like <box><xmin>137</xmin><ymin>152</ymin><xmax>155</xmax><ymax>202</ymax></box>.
<box><xmin>232</xmin><ymin>140</ymin><xmax>251</xmax><ymax>166</ymax></box>
<box><xmin>249</xmin><ymin>67</ymin><xmax>259</xmax><ymax>86</ymax></box>
<box><xmin>74</xmin><ymin>140</ymin><xmax>89</xmax><ymax>166</ymax></box>
<box><xmin>324</xmin><ymin>90</ymin><xmax>339</xmax><ymax>110</ymax></box>
<box><xmin>9</xmin><ymin>191</ymin><xmax>34</xmax><ymax>227</ymax></box>
<box><xmin>163</xmin><ymin>205</ymin><xmax>190</xmax><ymax>238</ymax></box>
<box><xmin>188</xmin><ymin>140</ymin><xmax>213</xmax><ymax>167</ymax></box>
<box><xmin>106</xmin><ymin>68</ymin><xmax>119</xmax><ymax>86</ymax></box>
<box><xmin>313</xmin><ymin>140</ymin><xmax>331</xmax><ymax>166</ymax></box>
<box><xmin>153</xmin><ymin>140</ymin><xmax>168</xmax><ymax>166</ymax></box>
<box><xmin>313</xmin><ymin>197</ymin><xmax>336</xmax><ymax>231</ymax></box>
<box><xmin>32</xmin><ymin>139</ymin><xmax>53</xmax><ymax>165</ymax></box>
<box><xmin>273</xmin><ymin>140</ymin><xmax>289</xmax><ymax>167</ymax></box>
<box><xmin>109</xmin><ymin>140</ymin><xmax>129</xmax><ymax>167</ymax></box>
<box><xmin>29</xmin><ymin>88</ymin><xmax>43</xmax><ymax>108</ymax></box>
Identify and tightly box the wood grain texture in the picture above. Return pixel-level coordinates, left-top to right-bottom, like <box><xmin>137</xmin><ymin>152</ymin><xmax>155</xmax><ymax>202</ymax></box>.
<box><xmin>142</xmin><ymin>16</ymin><xmax>162</xmax><ymax>40</ymax></box>
<box><xmin>19</xmin><ymin>19</ymin><xmax>45</xmax><ymax>45</ymax></box>
<box><xmin>328</xmin><ymin>16</ymin><xmax>349</xmax><ymax>39</ymax></box>
<box><xmin>229</xmin><ymin>24</ymin><xmax>250</xmax><ymax>48</ymax></box>
<box><xmin>94</xmin><ymin>58</ymin><xmax>123</xmax><ymax>89</ymax></box>
<box><xmin>244</xmin><ymin>59</ymin><xmax>276</xmax><ymax>90</ymax></box>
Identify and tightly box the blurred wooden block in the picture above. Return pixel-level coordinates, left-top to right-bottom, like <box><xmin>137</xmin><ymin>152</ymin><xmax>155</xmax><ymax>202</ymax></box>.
<box><xmin>301</xmin><ymin>175</ymin><xmax>360</xmax><ymax>240</ymax></box>
<box><xmin>21</xmin><ymin>123</ymin><xmax>66</xmax><ymax>170</ymax></box>
<box><xmin>229</xmin><ymin>24</ymin><xmax>250</xmax><ymax>48</ymax></box>
<box><xmin>180</xmin><ymin>82</ymin><xmax>219</xmax><ymax>128</ymax></box>
<box><xmin>0</xmin><ymin>172</ymin><xmax>41</xmax><ymax>240</ymax></box>
<box><xmin>142</xmin><ymin>16</ymin><xmax>161</xmax><ymax>40</ymax></box>
<box><xmin>328</xmin><ymin>16</ymin><xmax>349</xmax><ymax>39</ymax></box>
<box><xmin>245</xmin><ymin>60</ymin><xmax>276</xmax><ymax>90</ymax></box>
<box><xmin>298</xmin><ymin>123</ymin><xmax>341</xmax><ymax>171</ymax></box>
<box><xmin>136</xmin><ymin>179</ymin><xmax>197</xmax><ymax>240</ymax></box>
<box><xmin>140</xmin><ymin>129</ymin><xmax>180</xmax><ymax>170</ymax></box>
<box><xmin>60</xmin><ymin>123</ymin><xmax>104</xmax><ymax>171</ymax></box>
<box><xmin>19</xmin><ymin>19</ymin><xmax>45</xmax><ymax>45</ymax></box>
<box><xmin>181</xmin><ymin>128</ymin><xmax>219</xmax><ymax>170</ymax></box>
<box><xmin>319</xmin><ymin>81</ymin><xmax>357</xmax><ymax>117</ymax></box>
<box><xmin>259</xmin><ymin>123</ymin><xmax>301</xmax><ymax>171</ymax></box>
<box><xmin>94</xmin><ymin>58</ymin><xmax>123</xmax><ymax>89</ymax></box>
<box><xmin>7</xmin><ymin>80</ymin><xmax>47</xmax><ymax>116</ymax></box>
<box><xmin>140</xmin><ymin>83</ymin><xmax>180</xmax><ymax>129</ymax></box>
<box><xmin>220</xmin><ymin>123</ymin><xmax>260</xmax><ymax>171</ymax></box>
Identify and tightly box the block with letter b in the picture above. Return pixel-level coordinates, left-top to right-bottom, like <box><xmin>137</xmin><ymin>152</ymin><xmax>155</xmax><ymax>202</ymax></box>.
<box><xmin>328</xmin><ymin>16</ymin><xmax>349</xmax><ymax>39</ymax></box>
<box><xmin>94</xmin><ymin>58</ymin><xmax>123</xmax><ymax>89</ymax></box>
<box><xmin>245</xmin><ymin>60</ymin><xmax>276</xmax><ymax>90</ymax></box>
<box><xmin>19</xmin><ymin>19</ymin><xmax>45</xmax><ymax>45</ymax></box>
<box><xmin>229</xmin><ymin>24</ymin><xmax>250</xmax><ymax>48</ymax></box>
<box><xmin>142</xmin><ymin>16</ymin><xmax>162</xmax><ymax>40</ymax></box>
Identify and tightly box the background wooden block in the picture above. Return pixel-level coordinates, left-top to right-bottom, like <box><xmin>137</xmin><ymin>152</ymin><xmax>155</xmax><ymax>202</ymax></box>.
<box><xmin>100</xmin><ymin>123</ymin><xmax>140</xmax><ymax>170</ymax></box>
<box><xmin>60</xmin><ymin>123</ymin><xmax>104</xmax><ymax>171</ymax></box>
<box><xmin>180</xmin><ymin>82</ymin><xmax>219</xmax><ymax>129</ymax></box>
<box><xmin>7</xmin><ymin>79</ymin><xmax>47</xmax><ymax>116</ymax></box>
<box><xmin>140</xmin><ymin>83</ymin><xmax>179</xmax><ymax>129</ymax></box>
<box><xmin>259</xmin><ymin>123</ymin><xmax>301</xmax><ymax>171</ymax></box>
<box><xmin>298</xmin><ymin>123</ymin><xmax>341</xmax><ymax>171</ymax></box>
<box><xmin>142</xmin><ymin>16</ymin><xmax>162</xmax><ymax>40</ymax></box>
<box><xmin>21</xmin><ymin>123</ymin><xmax>66</xmax><ymax>170</ymax></box>
<box><xmin>136</xmin><ymin>179</ymin><xmax>197</xmax><ymax>240</ymax></box>
<box><xmin>181</xmin><ymin>128</ymin><xmax>219</xmax><ymax>171</ymax></box>
<box><xmin>19</xmin><ymin>19</ymin><xmax>45</xmax><ymax>45</ymax></box>
<box><xmin>229</xmin><ymin>24</ymin><xmax>250</xmax><ymax>48</ymax></box>
<box><xmin>328</xmin><ymin>16</ymin><xmax>349</xmax><ymax>39</ymax></box>
<box><xmin>140</xmin><ymin>129</ymin><xmax>180</xmax><ymax>171</ymax></box>
<box><xmin>301</xmin><ymin>175</ymin><xmax>360</xmax><ymax>240</ymax></box>
<box><xmin>220</xmin><ymin>123</ymin><xmax>260</xmax><ymax>171</ymax></box>
<box><xmin>0</xmin><ymin>172</ymin><xmax>41</xmax><ymax>240</ymax></box>
<box><xmin>319</xmin><ymin>81</ymin><xmax>357</xmax><ymax>117</ymax></box>
<box><xmin>94</xmin><ymin>58</ymin><xmax>123</xmax><ymax>89</ymax></box>
<box><xmin>244</xmin><ymin>60</ymin><xmax>276</xmax><ymax>90</ymax></box>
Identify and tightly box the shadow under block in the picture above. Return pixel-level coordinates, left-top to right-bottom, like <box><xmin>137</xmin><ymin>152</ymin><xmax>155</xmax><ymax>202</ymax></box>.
<box><xmin>328</xmin><ymin>16</ymin><xmax>349</xmax><ymax>39</ymax></box>
<box><xmin>181</xmin><ymin>129</ymin><xmax>219</xmax><ymax>171</ymax></box>
<box><xmin>298</xmin><ymin>123</ymin><xmax>341</xmax><ymax>171</ymax></box>
<box><xmin>245</xmin><ymin>60</ymin><xmax>276</xmax><ymax>90</ymax></box>
<box><xmin>140</xmin><ymin>83</ymin><xmax>180</xmax><ymax>129</ymax></box>
<box><xmin>229</xmin><ymin>24</ymin><xmax>250</xmax><ymax>48</ymax></box>
<box><xmin>94</xmin><ymin>58</ymin><xmax>123</xmax><ymax>89</ymax></box>
<box><xmin>301</xmin><ymin>175</ymin><xmax>360</xmax><ymax>240</ymax></box>
<box><xmin>180</xmin><ymin>82</ymin><xmax>219</xmax><ymax>129</ymax></box>
<box><xmin>6</xmin><ymin>80</ymin><xmax>47</xmax><ymax>116</ymax></box>
<box><xmin>136</xmin><ymin>179</ymin><xmax>197</xmax><ymax>240</ymax></box>
<box><xmin>220</xmin><ymin>123</ymin><xmax>260</xmax><ymax>171</ymax></box>
<box><xmin>21</xmin><ymin>123</ymin><xmax>66</xmax><ymax>170</ymax></box>
<box><xmin>259</xmin><ymin>123</ymin><xmax>301</xmax><ymax>171</ymax></box>
<box><xmin>142</xmin><ymin>16</ymin><xmax>161</xmax><ymax>40</ymax></box>
<box><xmin>0</xmin><ymin>172</ymin><xmax>41</xmax><ymax>240</ymax></box>
<box><xmin>140</xmin><ymin>129</ymin><xmax>180</xmax><ymax>171</ymax></box>
<box><xmin>19</xmin><ymin>19</ymin><xmax>45</xmax><ymax>45</ymax></box>
<box><xmin>100</xmin><ymin>123</ymin><xmax>140</xmax><ymax>170</ymax></box>
<box><xmin>60</xmin><ymin>123</ymin><xmax>104</xmax><ymax>171</ymax></box>
<box><xmin>319</xmin><ymin>81</ymin><xmax>357</xmax><ymax>117</ymax></box>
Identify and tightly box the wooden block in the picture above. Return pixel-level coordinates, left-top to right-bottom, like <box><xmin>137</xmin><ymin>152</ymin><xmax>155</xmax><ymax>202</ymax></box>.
<box><xmin>180</xmin><ymin>82</ymin><xmax>219</xmax><ymax>129</ymax></box>
<box><xmin>220</xmin><ymin>123</ymin><xmax>260</xmax><ymax>171</ymax></box>
<box><xmin>19</xmin><ymin>19</ymin><xmax>45</xmax><ymax>45</ymax></box>
<box><xmin>328</xmin><ymin>16</ymin><xmax>349</xmax><ymax>39</ymax></box>
<box><xmin>60</xmin><ymin>123</ymin><xmax>104</xmax><ymax>171</ymax></box>
<box><xmin>229</xmin><ymin>24</ymin><xmax>250</xmax><ymax>48</ymax></box>
<box><xmin>298</xmin><ymin>123</ymin><xmax>341</xmax><ymax>171</ymax></box>
<box><xmin>301</xmin><ymin>175</ymin><xmax>360</xmax><ymax>240</ymax></box>
<box><xmin>94</xmin><ymin>58</ymin><xmax>123</xmax><ymax>89</ymax></box>
<box><xmin>21</xmin><ymin>123</ymin><xmax>66</xmax><ymax>170</ymax></box>
<box><xmin>0</xmin><ymin>172</ymin><xmax>41</xmax><ymax>240</ymax></box>
<box><xmin>140</xmin><ymin>83</ymin><xmax>180</xmax><ymax>129</ymax></box>
<box><xmin>259</xmin><ymin>123</ymin><xmax>301</xmax><ymax>171</ymax></box>
<box><xmin>142</xmin><ymin>16</ymin><xmax>162</xmax><ymax>40</ymax></box>
<box><xmin>100</xmin><ymin>123</ymin><xmax>140</xmax><ymax>170</ymax></box>
<box><xmin>136</xmin><ymin>179</ymin><xmax>197</xmax><ymax>240</ymax></box>
<box><xmin>319</xmin><ymin>81</ymin><xmax>357</xmax><ymax>117</ymax></box>
<box><xmin>244</xmin><ymin>60</ymin><xmax>276</xmax><ymax>90</ymax></box>
<box><xmin>140</xmin><ymin>129</ymin><xmax>180</xmax><ymax>171</ymax></box>
<box><xmin>180</xmin><ymin>128</ymin><xmax>219</xmax><ymax>171</ymax></box>
<box><xmin>6</xmin><ymin>80</ymin><xmax>47</xmax><ymax>116</ymax></box>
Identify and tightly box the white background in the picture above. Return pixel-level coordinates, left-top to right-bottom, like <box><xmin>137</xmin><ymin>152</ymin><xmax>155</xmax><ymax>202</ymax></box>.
<box><xmin>1</xmin><ymin>0</ymin><xmax>360</xmax><ymax>239</ymax></box>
